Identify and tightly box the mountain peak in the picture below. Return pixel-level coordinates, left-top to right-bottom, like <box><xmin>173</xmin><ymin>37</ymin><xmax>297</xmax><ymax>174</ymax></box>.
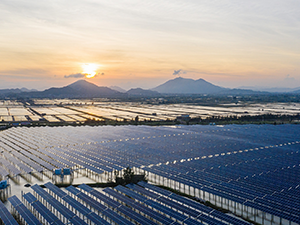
<box><xmin>67</xmin><ymin>79</ymin><xmax>99</xmax><ymax>89</ymax></box>
<box><xmin>109</xmin><ymin>85</ymin><xmax>126</xmax><ymax>93</ymax></box>
<box><xmin>126</xmin><ymin>88</ymin><xmax>159</xmax><ymax>96</ymax></box>
<box><xmin>20</xmin><ymin>79</ymin><xmax>124</xmax><ymax>98</ymax></box>
<box><xmin>152</xmin><ymin>77</ymin><xmax>224</xmax><ymax>94</ymax></box>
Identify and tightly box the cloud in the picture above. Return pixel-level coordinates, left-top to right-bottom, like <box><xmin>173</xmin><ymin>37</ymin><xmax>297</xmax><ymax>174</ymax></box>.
<box><xmin>284</xmin><ymin>74</ymin><xmax>296</xmax><ymax>82</ymax></box>
<box><xmin>64</xmin><ymin>72</ymin><xmax>104</xmax><ymax>78</ymax></box>
<box><xmin>64</xmin><ymin>73</ymin><xmax>85</xmax><ymax>78</ymax></box>
<box><xmin>173</xmin><ymin>69</ymin><xmax>186</xmax><ymax>76</ymax></box>
<box><xmin>173</xmin><ymin>69</ymin><xmax>181</xmax><ymax>75</ymax></box>
<box><xmin>0</xmin><ymin>68</ymin><xmax>50</xmax><ymax>77</ymax></box>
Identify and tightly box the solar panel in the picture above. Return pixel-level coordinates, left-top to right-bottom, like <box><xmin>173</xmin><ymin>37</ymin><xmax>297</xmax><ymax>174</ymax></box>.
<box><xmin>78</xmin><ymin>184</ymin><xmax>121</xmax><ymax>209</ymax></box>
<box><xmin>23</xmin><ymin>192</ymin><xmax>64</xmax><ymax>225</ymax></box>
<box><xmin>0</xmin><ymin>165</ymin><xmax>9</xmax><ymax>177</ymax></box>
<box><xmin>184</xmin><ymin>218</ymin><xmax>204</xmax><ymax>225</ymax></box>
<box><xmin>138</xmin><ymin>181</ymin><xmax>173</xmax><ymax>196</ymax></box>
<box><xmin>84</xmin><ymin>186</ymin><xmax>155</xmax><ymax>225</ymax></box>
<box><xmin>197</xmin><ymin>213</ymin><xmax>227</xmax><ymax>225</ymax></box>
<box><xmin>126</xmin><ymin>183</ymin><xmax>161</xmax><ymax>199</ymax></box>
<box><xmin>2</xmin><ymin>152</ymin><xmax>32</xmax><ymax>174</ymax></box>
<box><xmin>145</xmin><ymin>199</ymin><xmax>187</xmax><ymax>221</ymax></box>
<box><xmin>31</xmin><ymin>184</ymin><xmax>87</xmax><ymax>225</ymax></box>
<box><xmin>135</xmin><ymin>182</ymin><xmax>249</xmax><ymax>224</ymax></box>
<box><xmin>0</xmin><ymin>200</ymin><xmax>19</xmax><ymax>225</ymax></box>
<box><xmin>8</xmin><ymin>195</ymin><xmax>42</xmax><ymax>225</ymax></box>
<box><xmin>0</xmin><ymin>158</ymin><xmax>21</xmax><ymax>176</ymax></box>
<box><xmin>101</xmin><ymin>186</ymin><xmax>175</xmax><ymax>224</ymax></box>
<box><xmin>23</xmin><ymin>192</ymin><xmax>37</xmax><ymax>204</ymax></box>
<box><xmin>115</xmin><ymin>185</ymin><xmax>148</xmax><ymax>202</ymax></box>
<box><xmin>44</xmin><ymin>182</ymin><xmax>68</xmax><ymax>199</ymax></box>
<box><xmin>44</xmin><ymin>182</ymin><xmax>109</xmax><ymax>225</ymax></box>
<box><xmin>66</xmin><ymin>185</ymin><xmax>135</xmax><ymax>225</ymax></box>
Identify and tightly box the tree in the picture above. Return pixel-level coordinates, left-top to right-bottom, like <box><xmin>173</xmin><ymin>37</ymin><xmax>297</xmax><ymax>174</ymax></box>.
<box><xmin>123</xmin><ymin>167</ymin><xmax>134</xmax><ymax>184</ymax></box>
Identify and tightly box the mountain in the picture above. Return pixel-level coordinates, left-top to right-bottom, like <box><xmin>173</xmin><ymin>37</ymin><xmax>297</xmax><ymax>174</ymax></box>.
<box><xmin>238</xmin><ymin>86</ymin><xmax>300</xmax><ymax>93</ymax></box>
<box><xmin>20</xmin><ymin>87</ymin><xmax>38</xmax><ymax>92</ymax></box>
<box><xmin>126</xmin><ymin>88</ymin><xmax>160</xmax><ymax>97</ymax></box>
<box><xmin>21</xmin><ymin>80</ymin><xmax>125</xmax><ymax>98</ymax></box>
<box><xmin>293</xmin><ymin>88</ymin><xmax>300</xmax><ymax>93</ymax></box>
<box><xmin>109</xmin><ymin>86</ymin><xmax>126</xmax><ymax>93</ymax></box>
<box><xmin>0</xmin><ymin>88</ymin><xmax>37</xmax><ymax>96</ymax></box>
<box><xmin>152</xmin><ymin>77</ymin><xmax>226</xmax><ymax>94</ymax></box>
<box><xmin>219</xmin><ymin>88</ymin><xmax>263</xmax><ymax>95</ymax></box>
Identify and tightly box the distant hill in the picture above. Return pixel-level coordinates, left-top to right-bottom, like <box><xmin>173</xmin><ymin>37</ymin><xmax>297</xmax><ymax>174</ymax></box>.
<box><xmin>109</xmin><ymin>86</ymin><xmax>126</xmax><ymax>93</ymax></box>
<box><xmin>152</xmin><ymin>77</ymin><xmax>226</xmax><ymax>94</ymax></box>
<box><xmin>219</xmin><ymin>88</ymin><xmax>263</xmax><ymax>95</ymax></box>
<box><xmin>2</xmin><ymin>78</ymin><xmax>299</xmax><ymax>99</ymax></box>
<box><xmin>126</xmin><ymin>88</ymin><xmax>160</xmax><ymax>97</ymax></box>
<box><xmin>21</xmin><ymin>80</ymin><xmax>125</xmax><ymax>98</ymax></box>
<box><xmin>0</xmin><ymin>88</ymin><xmax>37</xmax><ymax>96</ymax></box>
<box><xmin>293</xmin><ymin>88</ymin><xmax>300</xmax><ymax>93</ymax></box>
<box><xmin>238</xmin><ymin>86</ymin><xmax>300</xmax><ymax>93</ymax></box>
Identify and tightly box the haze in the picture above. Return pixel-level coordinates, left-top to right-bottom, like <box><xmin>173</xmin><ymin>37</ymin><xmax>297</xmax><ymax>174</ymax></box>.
<box><xmin>0</xmin><ymin>0</ymin><xmax>299</xmax><ymax>90</ymax></box>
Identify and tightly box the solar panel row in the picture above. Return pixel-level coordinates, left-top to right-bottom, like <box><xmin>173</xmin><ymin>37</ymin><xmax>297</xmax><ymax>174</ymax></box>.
<box><xmin>44</xmin><ymin>182</ymin><xmax>110</xmax><ymax>225</ymax></box>
<box><xmin>31</xmin><ymin>184</ymin><xmax>87</xmax><ymax>225</ymax></box>
<box><xmin>8</xmin><ymin>195</ymin><xmax>42</xmax><ymax>225</ymax></box>
<box><xmin>23</xmin><ymin>192</ymin><xmax>64</xmax><ymax>225</ymax></box>
<box><xmin>0</xmin><ymin>199</ymin><xmax>18</xmax><ymax>225</ymax></box>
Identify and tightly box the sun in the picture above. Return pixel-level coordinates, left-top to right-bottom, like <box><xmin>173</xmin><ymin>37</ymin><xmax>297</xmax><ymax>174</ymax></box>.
<box><xmin>81</xmin><ymin>63</ymin><xmax>99</xmax><ymax>78</ymax></box>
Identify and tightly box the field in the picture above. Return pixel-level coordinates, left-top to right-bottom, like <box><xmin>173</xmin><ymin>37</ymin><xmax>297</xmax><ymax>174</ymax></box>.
<box><xmin>1</xmin><ymin>99</ymin><xmax>300</xmax><ymax>124</ymax></box>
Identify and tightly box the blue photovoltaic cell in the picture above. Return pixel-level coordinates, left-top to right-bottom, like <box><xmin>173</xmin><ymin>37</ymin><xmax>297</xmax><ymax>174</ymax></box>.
<box><xmin>126</xmin><ymin>183</ymin><xmax>160</xmax><ymax>199</ymax></box>
<box><xmin>198</xmin><ymin>213</ymin><xmax>228</xmax><ymax>225</ymax></box>
<box><xmin>7</xmin><ymin>195</ymin><xmax>22</xmax><ymax>207</ymax></box>
<box><xmin>23</xmin><ymin>192</ymin><xmax>37</xmax><ymax>204</ymax></box>
<box><xmin>84</xmin><ymin>212</ymin><xmax>111</xmax><ymax>225</ymax></box>
<box><xmin>0</xmin><ymin>200</ymin><xmax>19</xmax><ymax>225</ymax></box>
<box><xmin>139</xmin><ymin>181</ymin><xmax>216</xmax><ymax>214</ymax></box>
<box><xmin>157</xmin><ymin>195</ymin><xmax>201</xmax><ymax>218</ymax></box>
<box><xmin>91</xmin><ymin>187</ymin><xmax>156</xmax><ymax>225</ymax></box>
<box><xmin>0</xmin><ymin>165</ymin><xmax>9</xmax><ymax>177</ymax></box>
<box><xmin>117</xmin><ymin>205</ymin><xmax>157</xmax><ymax>225</ymax></box>
<box><xmin>77</xmin><ymin>183</ymin><xmax>94</xmax><ymax>192</ymax></box>
<box><xmin>8</xmin><ymin>195</ymin><xmax>42</xmax><ymax>225</ymax></box>
<box><xmin>135</xmin><ymin>182</ymin><xmax>243</xmax><ymax>224</ymax></box>
<box><xmin>23</xmin><ymin>193</ymin><xmax>64</xmax><ymax>225</ymax></box>
<box><xmin>210</xmin><ymin>210</ymin><xmax>251</xmax><ymax>225</ymax></box>
<box><xmin>2</xmin><ymin>152</ymin><xmax>32</xmax><ymax>174</ymax></box>
<box><xmin>44</xmin><ymin>182</ymin><xmax>68</xmax><ymax>198</ymax></box>
<box><xmin>138</xmin><ymin>181</ymin><xmax>173</xmax><ymax>196</ymax></box>
<box><xmin>184</xmin><ymin>218</ymin><xmax>204</xmax><ymax>225</ymax></box>
<box><xmin>102</xmin><ymin>187</ymin><xmax>176</xmax><ymax>224</ymax></box>
<box><xmin>145</xmin><ymin>199</ymin><xmax>187</xmax><ymax>221</ymax></box>
<box><xmin>115</xmin><ymin>185</ymin><xmax>148</xmax><ymax>202</ymax></box>
<box><xmin>79</xmin><ymin>184</ymin><xmax>121</xmax><ymax>209</ymax></box>
<box><xmin>79</xmin><ymin>185</ymin><xmax>150</xmax><ymax>224</ymax></box>
<box><xmin>31</xmin><ymin>184</ymin><xmax>87</xmax><ymax>225</ymax></box>
<box><xmin>45</xmin><ymin>182</ymin><xmax>110</xmax><ymax>224</ymax></box>
<box><xmin>66</xmin><ymin>185</ymin><xmax>135</xmax><ymax>225</ymax></box>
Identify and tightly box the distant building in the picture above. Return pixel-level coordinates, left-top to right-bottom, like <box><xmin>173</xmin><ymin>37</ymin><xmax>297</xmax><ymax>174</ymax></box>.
<box><xmin>176</xmin><ymin>114</ymin><xmax>191</xmax><ymax>122</ymax></box>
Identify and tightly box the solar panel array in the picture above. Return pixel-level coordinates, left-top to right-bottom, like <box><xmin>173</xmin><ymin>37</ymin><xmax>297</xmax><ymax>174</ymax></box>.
<box><xmin>0</xmin><ymin>124</ymin><xmax>299</xmax><ymax>224</ymax></box>
<box><xmin>2</xmin><ymin>182</ymin><xmax>243</xmax><ymax>224</ymax></box>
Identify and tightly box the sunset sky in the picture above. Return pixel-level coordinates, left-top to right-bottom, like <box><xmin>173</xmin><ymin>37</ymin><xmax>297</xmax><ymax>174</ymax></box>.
<box><xmin>0</xmin><ymin>0</ymin><xmax>299</xmax><ymax>90</ymax></box>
